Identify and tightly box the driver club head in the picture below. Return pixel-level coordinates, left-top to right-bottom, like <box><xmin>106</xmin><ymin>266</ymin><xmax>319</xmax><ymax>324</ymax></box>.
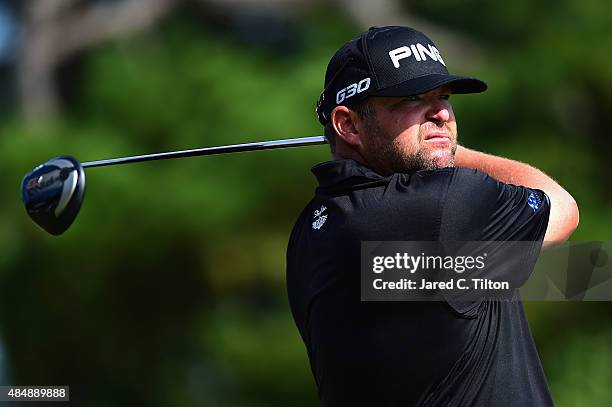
<box><xmin>21</xmin><ymin>156</ymin><xmax>86</xmax><ymax>236</ymax></box>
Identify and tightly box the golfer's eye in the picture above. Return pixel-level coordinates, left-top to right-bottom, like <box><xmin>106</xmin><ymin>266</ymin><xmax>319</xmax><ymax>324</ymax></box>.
<box><xmin>440</xmin><ymin>94</ymin><xmax>451</xmax><ymax>100</ymax></box>
<box><xmin>394</xmin><ymin>96</ymin><xmax>419</xmax><ymax>107</ymax></box>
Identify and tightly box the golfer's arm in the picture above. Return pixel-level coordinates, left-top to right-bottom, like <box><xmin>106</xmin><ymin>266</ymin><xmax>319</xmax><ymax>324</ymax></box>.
<box><xmin>455</xmin><ymin>145</ymin><xmax>579</xmax><ymax>247</ymax></box>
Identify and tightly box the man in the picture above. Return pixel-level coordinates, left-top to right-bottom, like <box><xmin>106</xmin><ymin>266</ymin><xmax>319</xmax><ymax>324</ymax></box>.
<box><xmin>286</xmin><ymin>26</ymin><xmax>579</xmax><ymax>406</ymax></box>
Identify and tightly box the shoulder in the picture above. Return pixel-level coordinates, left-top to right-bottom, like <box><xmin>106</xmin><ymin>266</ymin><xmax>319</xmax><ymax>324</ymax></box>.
<box><xmin>441</xmin><ymin>167</ymin><xmax>510</xmax><ymax>199</ymax></box>
<box><xmin>404</xmin><ymin>167</ymin><xmax>492</xmax><ymax>184</ymax></box>
<box><xmin>378</xmin><ymin>168</ymin><xmax>493</xmax><ymax>209</ymax></box>
<box><xmin>394</xmin><ymin>167</ymin><xmax>496</xmax><ymax>195</ymax></box>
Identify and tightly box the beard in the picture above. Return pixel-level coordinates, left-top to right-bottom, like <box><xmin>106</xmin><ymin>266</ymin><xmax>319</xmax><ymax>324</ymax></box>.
<box><xmin>362</xmin><ymin>117</ymin><xmax>457</xmax><ymax>174</ymax></box>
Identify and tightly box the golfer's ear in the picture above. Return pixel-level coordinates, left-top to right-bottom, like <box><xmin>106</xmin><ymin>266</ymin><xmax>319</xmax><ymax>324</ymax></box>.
<box><xmin>331</xmin><ymin>106</ymin><xmax>363</xmax><ymax>147</ymax></box>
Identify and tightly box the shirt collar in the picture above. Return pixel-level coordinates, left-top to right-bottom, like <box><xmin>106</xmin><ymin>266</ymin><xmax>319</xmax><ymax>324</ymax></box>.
<box><xmin>311</xmin><ymin>159</ymin><xmax>386</xmax><ymax>189</ymax></box>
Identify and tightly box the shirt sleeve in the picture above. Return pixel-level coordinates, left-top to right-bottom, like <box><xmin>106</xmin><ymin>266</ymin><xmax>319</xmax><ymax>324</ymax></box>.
<box><xmin>440</xmin><ymin>168</ymin><xmax>550</xmax><ymax>242</ymax></box>
<box><xmin>437</xmin><ymin>169</ymin><xmax>551</xmax><ymax>314</ymax></box>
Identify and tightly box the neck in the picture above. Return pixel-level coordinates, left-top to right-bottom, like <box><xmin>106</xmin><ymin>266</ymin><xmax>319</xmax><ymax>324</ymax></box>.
<box><xmin>333</xmin><ymin>142</ymin><xmax>392</xmax><ymax>176</ymax></box>
<box><xmin>333</xmin><ymin>142</ymin><xmax>367</xmax><ymax>165</ymax></box>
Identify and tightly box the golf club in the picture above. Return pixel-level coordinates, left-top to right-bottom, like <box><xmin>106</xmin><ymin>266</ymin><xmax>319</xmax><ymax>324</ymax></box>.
<box><xmin>21</xmin><ymin>135</ymin><xmax>327</xmax><ymax>235</ymax></box>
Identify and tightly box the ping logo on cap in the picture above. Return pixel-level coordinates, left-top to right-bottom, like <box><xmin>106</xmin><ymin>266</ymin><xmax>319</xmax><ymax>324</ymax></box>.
<box><xmin>389</xmin><ymin>43</ymin><xmax>446</xmax><ymax>68</ymax></box>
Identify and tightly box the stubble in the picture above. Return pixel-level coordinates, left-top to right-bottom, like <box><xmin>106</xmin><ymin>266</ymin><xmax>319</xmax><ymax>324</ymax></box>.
<box><xmin>362</xmin><ymin>116</ymin><xmax>456</xmax><ymax>174</ymax></box>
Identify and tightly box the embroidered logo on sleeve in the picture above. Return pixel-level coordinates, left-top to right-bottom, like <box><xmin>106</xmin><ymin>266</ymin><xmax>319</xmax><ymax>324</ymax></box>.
<box><xmin>312</xmin><ymin>205</ymin><xmax>328</xmax><ymax>230</ymax></box>
<box><xmin>527</xmin><ymin>192</ymin><xmax>541</xmax><ymax>212</ymax></box>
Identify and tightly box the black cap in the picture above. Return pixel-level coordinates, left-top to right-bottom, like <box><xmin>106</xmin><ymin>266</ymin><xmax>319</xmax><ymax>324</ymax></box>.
<box><xmin>316</xmin><ymin>26</ymin><xmax>487</xmax><ymax>125</ymax></box>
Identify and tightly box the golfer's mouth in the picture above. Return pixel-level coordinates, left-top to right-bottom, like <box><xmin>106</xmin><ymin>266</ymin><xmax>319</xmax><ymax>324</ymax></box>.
<box><xmin>423</xmin><ymin>132</ymin><xmax>451</xmax><ymax>143</ymax></box>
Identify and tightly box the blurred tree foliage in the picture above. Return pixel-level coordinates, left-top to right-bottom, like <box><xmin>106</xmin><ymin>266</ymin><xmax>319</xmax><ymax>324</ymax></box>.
<box><xmin>1</xmin><ymin>1</ymin><xmax>611</xmax><ymax>406</ymax></box>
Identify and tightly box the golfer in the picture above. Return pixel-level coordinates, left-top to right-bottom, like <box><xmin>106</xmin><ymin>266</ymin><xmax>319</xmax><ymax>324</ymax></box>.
<box><xmin>286</xmin><ymin>26</ymin><xmax>579</xmax><ymax>406</ymax></box>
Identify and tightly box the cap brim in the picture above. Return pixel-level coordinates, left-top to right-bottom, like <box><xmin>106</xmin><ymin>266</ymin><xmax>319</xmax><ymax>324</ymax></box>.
<box><xmin>372</xmin><ymin>74</ymin><xmax>487</xmax><ymax>97</ymax></box>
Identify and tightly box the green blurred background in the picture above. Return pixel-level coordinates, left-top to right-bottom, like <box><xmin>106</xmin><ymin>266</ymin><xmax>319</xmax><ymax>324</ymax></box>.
<box><xmin>0</xmin><ymin>0</ymin><xmax>611</xmax><ymax>405</ymax></box>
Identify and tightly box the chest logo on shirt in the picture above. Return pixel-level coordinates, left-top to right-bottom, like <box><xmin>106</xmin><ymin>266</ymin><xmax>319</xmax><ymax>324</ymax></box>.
<box><xmin>527</xmin><ymin>192</ymin><xmax>541</xmax><ymax>212</ymax></box>
<box><xmin>312</xmin><ymin>205</ymin><xmax>328</xmax><ymax>230</ymax></box>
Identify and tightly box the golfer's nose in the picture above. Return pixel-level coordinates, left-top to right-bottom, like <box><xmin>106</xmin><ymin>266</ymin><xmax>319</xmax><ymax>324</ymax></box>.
<box><xmin>426</xmin><ymin>103</ymin><xmax>450</xmax><ymax>123</ymax></box>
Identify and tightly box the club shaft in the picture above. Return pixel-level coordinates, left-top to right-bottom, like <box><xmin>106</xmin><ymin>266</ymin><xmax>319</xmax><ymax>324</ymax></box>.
<box><xmin>82</xmin><ymin>135</ymin><xmax>327</xmax><ymax>168</ymax></box>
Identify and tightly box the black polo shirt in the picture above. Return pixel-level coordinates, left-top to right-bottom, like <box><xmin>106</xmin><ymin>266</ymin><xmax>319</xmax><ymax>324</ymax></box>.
<box><xmin>286</xmin><ymin>159</ymin><xmax>553</xmax><ymax>406</ymax></box>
